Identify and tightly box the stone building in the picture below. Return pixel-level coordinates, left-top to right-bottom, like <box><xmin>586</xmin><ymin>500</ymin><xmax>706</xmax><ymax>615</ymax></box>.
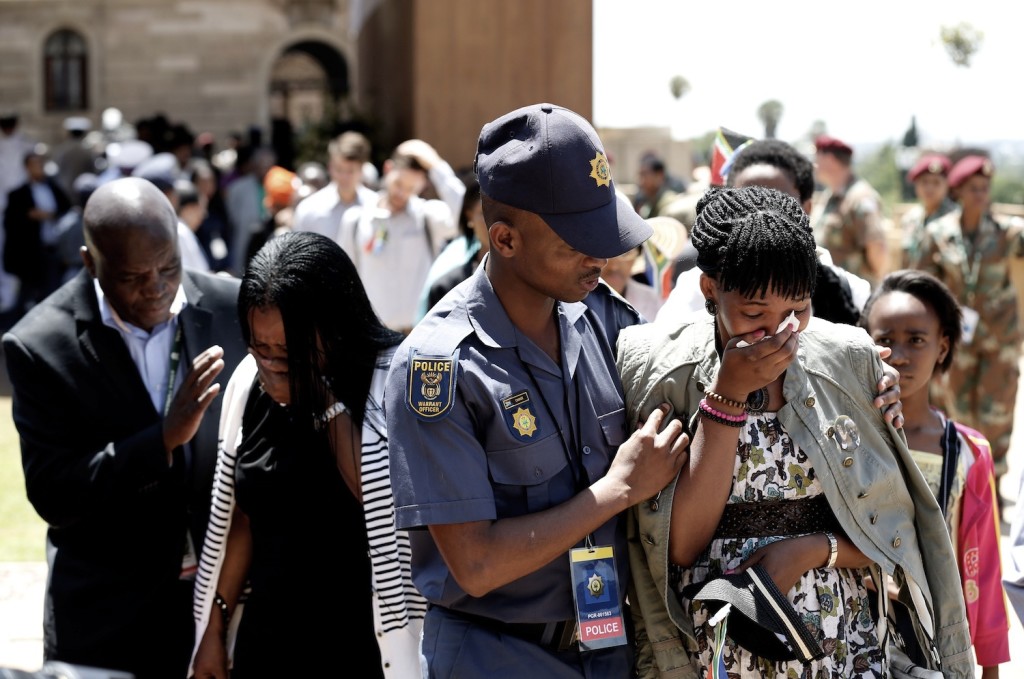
<box><xmin>0</xmin><ymin>0</ymin><xmax>593</xmax><ymax>170</ymax></box>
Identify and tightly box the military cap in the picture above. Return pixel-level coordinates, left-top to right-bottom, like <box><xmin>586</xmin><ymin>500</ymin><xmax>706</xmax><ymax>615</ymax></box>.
<box><xmin>813</xmin><ymin>135</ymin><xmax>853</xmax><ymax>156</ymax></box>
<box><xmin>948</xmin><ymin>155</ymin><xmax>994</xmax><ymax>189</ymax></box>
<box><xmin>907</xmin><ymin>154</ymin><xmax>951</xmax><ymax>182</ymax></box>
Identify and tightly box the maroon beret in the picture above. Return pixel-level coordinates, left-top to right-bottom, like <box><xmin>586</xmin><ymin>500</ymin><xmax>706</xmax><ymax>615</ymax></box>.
<box><xmin>814</xmin><ymin>135</ymin><xmax>853</xmax><ymax>156</ymax></box>
<box><xmin>948</xmin><ymin>155</ymin><xmax>994</xmax><ymax>189</ymax></box>
<box><xmin>907</xmin><ymin>154</ymin><xmax>951</xmax><ymax>182</ymax></box>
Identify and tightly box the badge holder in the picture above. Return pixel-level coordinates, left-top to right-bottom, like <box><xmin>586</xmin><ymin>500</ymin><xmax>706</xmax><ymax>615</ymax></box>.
<box><xmin>569</xmin><ymin>538</ymin><xmax>627</xmax><ymax>651</ymax></box>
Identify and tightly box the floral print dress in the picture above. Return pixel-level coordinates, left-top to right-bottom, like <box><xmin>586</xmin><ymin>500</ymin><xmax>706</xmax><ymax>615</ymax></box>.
<box><xmin>672</xmin><ymin>411</ymin><xmax>884</xmax><ymax>678</ymax></box>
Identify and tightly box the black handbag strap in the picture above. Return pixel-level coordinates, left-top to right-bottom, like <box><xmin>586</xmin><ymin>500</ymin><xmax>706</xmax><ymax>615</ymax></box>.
<box><xmin>937</xmin><ymin>418</ymin><xmax>961</xmax><ymax>517</ymax></box>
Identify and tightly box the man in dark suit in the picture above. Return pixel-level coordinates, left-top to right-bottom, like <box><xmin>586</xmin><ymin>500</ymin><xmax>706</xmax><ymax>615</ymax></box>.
<box><xmin>3</xmin><ymin>149</ymin><xmax>72</xmax><ymax>317</ymax></box>
<box><xmin>3</xmin><ymin>177</ymin><xmax>247</xmax><ymax>679</ymax></box>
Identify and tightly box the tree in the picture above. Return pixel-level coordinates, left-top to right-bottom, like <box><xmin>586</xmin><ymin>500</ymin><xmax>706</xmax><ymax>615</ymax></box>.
<box><xmin>857</xmin><ymin>142</ymin><xmax>902</xmax><ymax>210</ymax></box>
<box><xmin>757</xmin><ymin>100</ymin><xmax>784</xmax><ymax>139</ymax></box>
<box><xmin>901</xmin><ymin>116</ymin><xmax>918</xmax><ymax>148</ymax></box>
<box><xmin>940</xmin><ymin>23</ymin><xmax>983</xmax><ymax>67</ymax></box>
<box><xmin>669</xmin><ymin>75</ymin><xmax>690</xmax><ymax>101</ymax></box>
<box><xmin>668</xmin><ymin>75</ymin><xmax>691</xmax><ymax>139</ymax></box>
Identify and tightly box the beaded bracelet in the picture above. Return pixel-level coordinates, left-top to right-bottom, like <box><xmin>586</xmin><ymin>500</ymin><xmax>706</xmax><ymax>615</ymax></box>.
<box><xmin>700</xmin><ymin>398</ymin><xmax>745</xmax><ymax>422</ymax></box>
<box><xmin>704</xmin><ymin>389</ymin><xmax>745</xmax><ymax>411</ymax></box>
<box><xmin>316</xmin><ymin>401</ymin><xmax>348</xmax><ymax>429</ymax></box>
<box><xmin>698</xmin><ymin>399</ymin><xmax>745</xmax><ymax>428</ymax></box>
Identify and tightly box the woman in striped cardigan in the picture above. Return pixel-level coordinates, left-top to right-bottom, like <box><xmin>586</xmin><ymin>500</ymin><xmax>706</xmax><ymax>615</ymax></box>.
<box><xmin>191</xmin><ymin>231</ymin><xmax>426</xmax><ymax>678</ymax></box>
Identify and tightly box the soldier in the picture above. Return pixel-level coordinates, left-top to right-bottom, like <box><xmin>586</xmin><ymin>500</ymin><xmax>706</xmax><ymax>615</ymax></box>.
<box><xmin>901</xmin><ymin>153</ymin><xmax>955</xmax><ymax>268</ymax></box>
<box><xmin>810</xmin><ymin>135</ymin><xmax>888</xmax><ymax>287</ymax></box>
<box><xmin>907</xmin><ymin>154</ymin><xmax>1024</xmax><ymax>487</ymax></box>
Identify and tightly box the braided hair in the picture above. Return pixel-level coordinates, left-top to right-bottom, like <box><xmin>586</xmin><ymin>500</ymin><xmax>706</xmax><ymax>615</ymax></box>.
<box><xmin>691</xmin><ymin>186</ymin><xmax>818</xmax><ymax>300</ymax></box>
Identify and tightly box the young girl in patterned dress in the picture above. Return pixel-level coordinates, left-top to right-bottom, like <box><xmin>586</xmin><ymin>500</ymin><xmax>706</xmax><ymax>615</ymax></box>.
<box><xmin>863</xmin><ymin>269</ymin><xmax>1009</xmax><ymax>678</ymax></box>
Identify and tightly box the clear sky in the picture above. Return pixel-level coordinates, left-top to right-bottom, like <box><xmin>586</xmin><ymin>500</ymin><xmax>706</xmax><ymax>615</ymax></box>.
<box><xmin>593</xmin><ymin>0</ymin><xmax>1021</xmax><ymax>148</ymax></box>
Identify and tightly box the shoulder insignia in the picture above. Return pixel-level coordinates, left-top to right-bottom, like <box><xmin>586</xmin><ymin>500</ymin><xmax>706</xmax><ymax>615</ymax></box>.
<box><xmin>406</xmin><ymin>348</ymin><xmax>460</xmax><ymax>421</ymax></box>
<box><xmin>502</xmin><ymin>390</ymin><xmax>540</xmax><ymax>439</ymax></box>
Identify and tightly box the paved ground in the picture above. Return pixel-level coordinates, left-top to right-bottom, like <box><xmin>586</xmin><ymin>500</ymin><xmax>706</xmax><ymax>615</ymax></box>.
<box><xmin>2</xmin><ymin>372</ymin><xmax>1024</xmax><ymax>675</ymax></box>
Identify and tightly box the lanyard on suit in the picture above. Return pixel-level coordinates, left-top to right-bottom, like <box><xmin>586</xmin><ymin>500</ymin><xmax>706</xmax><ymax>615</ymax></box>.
<box><xmin>163</xmin><ymin>323</ymin><xmax>183</xmax><ymax>416</ymax></box>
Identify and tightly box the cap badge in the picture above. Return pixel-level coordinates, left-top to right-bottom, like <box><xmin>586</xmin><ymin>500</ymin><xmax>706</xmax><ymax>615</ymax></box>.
<box><xmin>589</xmin><ymin>151</ymin><xmax>611</xmax><ymax>187</ymax></box>
<box><xmin>982</xmin><ymin>160</ymin><xmax>993</xmax><ymax>176</ymax></box>
<box><xmin>928</xmin><ymin>160</ymin><xmax>942</xmax><ymax>174</ymax></box>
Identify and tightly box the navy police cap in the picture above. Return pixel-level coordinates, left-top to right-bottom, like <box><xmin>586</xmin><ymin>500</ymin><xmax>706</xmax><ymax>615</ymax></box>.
<box><xmin>474</xmin><ymin>103</ymin><xmax>652</xmax><ymax>259</ymax></box>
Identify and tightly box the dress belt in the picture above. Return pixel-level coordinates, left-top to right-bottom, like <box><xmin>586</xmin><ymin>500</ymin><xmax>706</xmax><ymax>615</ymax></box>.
<box><xmin>713</xmin><ymin>494</ymin><xmax>841</xmax><ymax>539</ymax></box>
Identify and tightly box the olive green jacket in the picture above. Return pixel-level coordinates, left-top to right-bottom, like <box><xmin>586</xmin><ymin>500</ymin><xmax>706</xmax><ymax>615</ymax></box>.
<box><xmin>617</xmin><ymin>316</ymin><xmax>975</xmax><ymax>678</ymax></box>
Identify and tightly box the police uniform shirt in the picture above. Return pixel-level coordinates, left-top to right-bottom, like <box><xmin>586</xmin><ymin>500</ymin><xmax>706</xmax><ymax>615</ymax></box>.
<box><xmin>387</xmin><ymin>260</ymin><xmax>634</xmax><ymax>624</ymax></box>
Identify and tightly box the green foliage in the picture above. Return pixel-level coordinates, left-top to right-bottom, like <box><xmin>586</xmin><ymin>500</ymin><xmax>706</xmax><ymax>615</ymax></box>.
<box><xmin>669</xmin><ymin>75</ymin><xmax>690</xmax><ymax>101</ymax></box>
<box><xmin>291</xmin><ymin>95</ymin><xmax>381</xmax><ymax>169</ymax></box>
<box><xmin>0</xmin><ymin>398</ymin><xmax>46</xmax><ymax>561</ymax></box>
<box><xmin>757</xmin><ymin>100</ymin><xmax>784</xmax><ymax>139</ymax></box>
<box><xmin>940</xmin><ymin>23</ymin><xmax>984</xmax><ymax>68</ymax></box>
<box><xmin>856</xmin><ymin>142</ymin><xmax>903</xmax><ymax>213</ymax></box>
<box><xmin>992</xmin><ymin>171</ymin><xmax>1024</xmax><ymax>206</ymax></box>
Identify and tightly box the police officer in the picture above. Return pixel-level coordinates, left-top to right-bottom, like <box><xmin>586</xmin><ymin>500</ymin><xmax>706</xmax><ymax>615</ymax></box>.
<box><xmin>809</xmin><ymin>135</ymin><xmax>888</xmax><ymax>287</ymax></box>
<box><xmin>900</xmin><ymin>153</ymin><xmax>955</xmax><ymax>268</ymax></box>
<box><xmin>385</xmin><ymin>103</ymin><xmax>689</xmax><ymax>677</ymax></box>
<box><xmin>908</xmin><ymin>154</ymin><xmax>1024</xmax><ymax>486</ymax></box>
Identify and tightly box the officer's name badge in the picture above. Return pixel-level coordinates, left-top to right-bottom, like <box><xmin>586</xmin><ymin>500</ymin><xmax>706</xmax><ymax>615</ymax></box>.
<box><xmin>502</xmin><ymin>390</ymin><xmax>538</xmax><ymax>439</ymax></box>
<box><xmin>407</xmin><ymin>350</ymin><xmax>459</xmax><ymax>421</ymax></box>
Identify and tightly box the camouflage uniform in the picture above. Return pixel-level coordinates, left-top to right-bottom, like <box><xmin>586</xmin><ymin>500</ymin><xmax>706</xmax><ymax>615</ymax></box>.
<box><xmin>810</xmin><ymin>176</ymin><xmax>886</xmax><ymax>287</ymax></box>
<box><xmin>900</xmin><ymin>197</ymin><xmax>957</xmax><ymax>269</ymax></box>
<box><xmin>908</xmin><ymin>210</ymin><xmax>1024</xmax><ymax>472</ymax></box>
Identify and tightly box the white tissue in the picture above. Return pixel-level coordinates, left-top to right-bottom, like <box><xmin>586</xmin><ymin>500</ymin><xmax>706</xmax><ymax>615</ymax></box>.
<box><xmin>776</xmin><ymin>310</ymin><xmax>799</xmax><ymax>334</ymax></box>
<box><xmin>735</xmin><ymin>311</ymin><xmax>799</xmax><ymax>348</ymax></box>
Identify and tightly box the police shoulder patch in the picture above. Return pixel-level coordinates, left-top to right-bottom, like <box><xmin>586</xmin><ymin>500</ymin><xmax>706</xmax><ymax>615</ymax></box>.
<box><xmin>407</xmin><ymin>348</ymin><xmax>460</xmax><ymax>421</ymax></box>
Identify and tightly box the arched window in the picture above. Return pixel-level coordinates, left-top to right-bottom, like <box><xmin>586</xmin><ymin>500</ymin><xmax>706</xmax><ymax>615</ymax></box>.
<box><xmin>44</xmin><ymin>29</ymin><xmax>88</xmax><ymax>111</ymax></box>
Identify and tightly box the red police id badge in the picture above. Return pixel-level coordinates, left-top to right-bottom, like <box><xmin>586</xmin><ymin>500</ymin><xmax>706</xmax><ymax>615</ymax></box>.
<box><xmin>569</xmin><ymin>545</ymin><xmax>627</xmax><ymax>650</ymax></box>
<box><xmin>407</xmin><ymin>350</ymin><xmax>459</xmax><ymax>421</ymax></box>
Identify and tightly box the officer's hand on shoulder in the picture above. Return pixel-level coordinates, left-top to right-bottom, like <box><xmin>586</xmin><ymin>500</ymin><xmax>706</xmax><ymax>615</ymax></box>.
<box><xmin>607</xmin><ymin>403</ymin><xmax>688</xmax><ymax>504</ymax></box>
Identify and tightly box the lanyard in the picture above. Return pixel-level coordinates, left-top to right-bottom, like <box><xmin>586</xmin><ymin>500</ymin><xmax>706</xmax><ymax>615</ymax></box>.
<box><xmin>954</xmin><ymin>220</ymin><xmax>986</xmax><ymax>303</ymax></box>
<box><xmin>515</xmin><ymin>346</ymin><xmax>589</xmax><ymax>494</ymax></box>
<box><xmin>162</xmin><ymin>323</ymin><xmax>184</xmax><ymax>417</ymax></box>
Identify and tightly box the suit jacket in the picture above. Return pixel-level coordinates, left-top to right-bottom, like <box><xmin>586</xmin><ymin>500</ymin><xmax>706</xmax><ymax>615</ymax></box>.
<box><xmin>2</xmin><ymin>268</ymin><xmax>247</xmax><ymax>678</ymax></box>
<box><xmin>2</xmin><ymin>178</ymin><xmax>71</xmax><ymax>282</ymax></box>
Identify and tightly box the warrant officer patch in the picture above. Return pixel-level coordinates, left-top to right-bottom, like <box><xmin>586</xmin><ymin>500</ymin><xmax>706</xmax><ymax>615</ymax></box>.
<box><xmin>407</xmin><ymin>349</ymin><xmax>459</xmax><ymax>421</ymax></box>
<box><xmin>502</xmin><ymin>390</ymin><xmax>539</xmax><ymax>439</ymax></box>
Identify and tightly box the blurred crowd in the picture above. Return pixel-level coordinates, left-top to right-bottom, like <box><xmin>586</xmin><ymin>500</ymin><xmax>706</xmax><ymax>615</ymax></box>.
<box><xmin>2</xmin><ymin>108</ymin><xmax>1022</xmax><ymax>485</ymax></box>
